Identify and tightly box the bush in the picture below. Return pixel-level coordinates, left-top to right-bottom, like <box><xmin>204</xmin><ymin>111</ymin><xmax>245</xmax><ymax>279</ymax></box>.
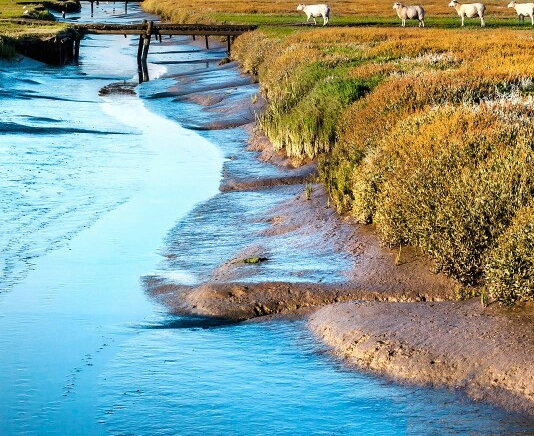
<box><xmin>231</xmin><ymin>31</ymin><xmax>281</xmax><ymax>77</ymax></box>
<box><xmin>368</xmin><ymin>104</ymin><xmax>534</xmax><ymax>284</ymax></box>
<box><xmin>484</xmin><ymin>204</ymin><xmax>534</xmax><ymax>305</ymax></box>
<box><xmin>230</xmin><ymin>27</ymin><xmax>534</xmax><ymax>299</ymax></box>
<box><xmin>260</xmin><ymin>73</ymin><xmax>377</xmax><ymax>158</ymax></box>
<box><xmin>23</xmin><ymin>5</ymin><xmax>55</xmax><ymax>20</ymax></box>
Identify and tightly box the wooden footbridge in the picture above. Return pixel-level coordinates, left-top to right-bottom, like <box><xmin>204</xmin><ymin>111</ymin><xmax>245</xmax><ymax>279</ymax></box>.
<box><xmin>76</xmin><ymin>21</ymin><xmax>256</xmax><ymax>81</ymax></box>
<box><xmin>9</xmin><ymin>18</ymin><xmax>256</xmax><ymax>81</ymax></box>
<box><xmin>75</xmin><ymin>21</ymin><xmax>256</xmax><ymax>60</ymax></box>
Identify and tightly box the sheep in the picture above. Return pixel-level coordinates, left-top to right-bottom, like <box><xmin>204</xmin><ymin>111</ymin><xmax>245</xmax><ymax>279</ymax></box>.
<box><xmin>296</xmin><ymin>4</ymin><xmax>330</xmax><ymax>25</ymax></box>
<box><xmin>448</xmin><ymin>0</ymin><xmax>486</xmax><ymax>26</ymax></box>
<box><xmin>392</xmin><ymin>2</ymin><xmax>425</xmax><ymax>27</ymax></box>
<box><xmin>508</xmin><ymin>1</ymin><xmax>534</xmax><ymax>25</ymax></box>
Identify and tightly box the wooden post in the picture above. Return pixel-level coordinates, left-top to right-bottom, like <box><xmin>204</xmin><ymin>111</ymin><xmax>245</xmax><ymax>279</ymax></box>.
<box><xmin>137</xmin><ymin>19</ymin><xmax>147</xmax><ymax>63</ymax></box>
<box><xmin>141</xmin><ymin>59</ymin><xmax>149</xmax><ymax>82</ymax></box>
<box><xmin>74</xmin><ymin>36</ymin><xmax>80</xmax><ymax>64</ymax></box>
<box><xmin>90</xmin><ymin>0</ymin><xmax>94</xmax><ymax>16</ymax></box>
<box><xmin>137</xmin><ymin>34</ymin><xmax>144</xmax><ymax>62</ymax></box>
<box><xmin>205</xmin><ymin>35</ymin><xmax>209</xmax><ymax>49</ymax></box>
<box><xmin>58</xmin><ymin>38</ymin><xmax>63</xmax><ymax>65</ymax></box>
<box><xmin>141</xmin><ymin>21</ymin><xmax>153</xmax><ymax>63</ymax></box>
<box><xmin>68</xmin><ymin>37</ymin><xmax>74</xmax><ymax>63</ymax></box>
<box><xmin>192</xmin><ymin>35</ymin><xmax>195</xmax><ymax>41</ymax></box>
<box><xmin>227</xmin><ymin>35</ymin><xmax>230</xmax><ymax>54</ymax></box>
<box><xmin>124</xmin><ymin>0</ymin><xmax>128</xmax><ymax>13</ymax></box>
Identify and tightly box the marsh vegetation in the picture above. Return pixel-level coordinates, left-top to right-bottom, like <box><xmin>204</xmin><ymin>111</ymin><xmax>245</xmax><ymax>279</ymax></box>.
<box><xmin>231</xmin><ymin>26</ymin><xmax>534</xmax><ymax>305</ymax></box>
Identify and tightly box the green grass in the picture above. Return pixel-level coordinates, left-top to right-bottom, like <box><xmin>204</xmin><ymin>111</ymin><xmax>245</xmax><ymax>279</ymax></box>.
<box><xmin>0</xmin><ymin>0</ymin><xmax>69</xmax><ymax>57</ymax></box>
<box><xmin>0</xmin><ymin>0</ymin><xmax>29</xmax><ymax>18</ymax></box>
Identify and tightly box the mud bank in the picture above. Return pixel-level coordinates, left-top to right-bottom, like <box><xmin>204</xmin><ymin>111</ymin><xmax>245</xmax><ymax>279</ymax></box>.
<box><xmin>309</xmin><ymin>299</ymin><xmax>534</xmax><ymax>416</ymax></box>
<box><xmin>144</xmin><ymin>51</ymin><xmax>534</xmax><ymax>417</ymax></box>
<box><xmin>148</xmin><ymin>184</ymin><xmax>456</xmax><ymax>321</ymax></box>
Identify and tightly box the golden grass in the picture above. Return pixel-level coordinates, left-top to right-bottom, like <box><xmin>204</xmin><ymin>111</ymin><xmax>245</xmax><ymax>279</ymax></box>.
<box><xmin>141</xmin><ymin>0</ymin><xmax>523</xmax><ymax>24</ymax></box>
<box><xmin>229</xmin><ymin>24</ymin><xmax>534</xmax><ymax>298</ymax></box>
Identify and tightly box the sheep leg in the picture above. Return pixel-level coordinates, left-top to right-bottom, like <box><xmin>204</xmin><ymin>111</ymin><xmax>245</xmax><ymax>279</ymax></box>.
<box><xmin>402</xmin><ymin>18</ymin><xmax>406</xmax><ymax>27</ymax></box>
<box><xmin>461</xmin><ymin>15</ymin><xmax>465</xmax><ymax>26</ymax></box>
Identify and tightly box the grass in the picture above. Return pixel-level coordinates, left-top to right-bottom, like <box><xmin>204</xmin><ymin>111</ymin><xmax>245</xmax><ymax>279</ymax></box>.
<box><xmin>228</xmin><ymin>22</ymin><xmax>534</xmax><ymax>304</ymax></box>
<box><xmin>0</xmin><ymin>0</ymin><xmax>69</xmax><ymax>58</ymax></box>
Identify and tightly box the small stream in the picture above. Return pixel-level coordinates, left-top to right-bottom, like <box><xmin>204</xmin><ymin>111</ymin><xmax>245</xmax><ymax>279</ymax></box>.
<box><xmin>0</xmin><ymin>3</ymin><xmax>533</xmax><ymax>435</ymax></box>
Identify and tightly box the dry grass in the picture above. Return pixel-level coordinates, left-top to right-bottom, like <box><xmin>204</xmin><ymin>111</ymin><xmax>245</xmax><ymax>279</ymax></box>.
<box><xmin>142</xmin><ymin>0</ymin><xmax>521</xmax><ymax>23</ymax></box>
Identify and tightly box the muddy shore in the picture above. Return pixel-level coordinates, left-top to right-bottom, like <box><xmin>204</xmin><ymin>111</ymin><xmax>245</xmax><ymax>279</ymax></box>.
<box><xmin>144</xmin><ymin>40</ymin><xmax>534</xmax><ymax>418</ymax></box>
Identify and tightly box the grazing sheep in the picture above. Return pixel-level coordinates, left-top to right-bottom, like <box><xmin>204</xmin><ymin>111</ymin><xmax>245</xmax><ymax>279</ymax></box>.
<box><xmin>296</xmin><ymin>3</ymin><xmax>330</xmax><ymax>25</ymax></box>
<box><xmin>392</xmin><ymin>2</ymin><xmax>425</xmax><ymax>27</ymax></box>
<box><xmin>508</xmin><ymin>0</ymin><xmax>534</xmax><ymax>25</ymax></box>
<box><xmin>448</xmin><ymin>0</ymin><xmax>486</xmax><ymax>26</ymax></box>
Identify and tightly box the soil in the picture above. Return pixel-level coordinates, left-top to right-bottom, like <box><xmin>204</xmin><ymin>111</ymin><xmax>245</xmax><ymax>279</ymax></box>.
<box><xmin>309</xmin><ymin>299</ymin><xmax>534</xmax><ymax>416</ymax></box>
<box><xmin>144</xmin><ymin>48</ymin><xmax>534</xmax><ymax>418</ymax></box>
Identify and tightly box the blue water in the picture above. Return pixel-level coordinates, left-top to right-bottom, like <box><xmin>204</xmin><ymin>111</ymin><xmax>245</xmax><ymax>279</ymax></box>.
<box><xmin>0</xmin><ymin>3</ymin><xmax>533</xmax><ymax>435</ymax></box>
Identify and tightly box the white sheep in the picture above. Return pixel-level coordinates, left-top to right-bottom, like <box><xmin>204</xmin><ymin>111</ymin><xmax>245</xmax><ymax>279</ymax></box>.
<box><xmin>448</xmin><ymin>0</ymin><xmax>486</xmax><ymax>26</ymax></box>
<box><xmin>392</xmin><ymin>2</ymin><xmax>425</xmax><ymax>27</ymax></box>
<box><xmin>296</xmin><ymin>4</ymin><xmax>330</xmax><ymax>25</ymax></box>
<box><xmin>508</xmin><ymin>0</ymin><xmax>534</xmax><ymax>25</ymax></box>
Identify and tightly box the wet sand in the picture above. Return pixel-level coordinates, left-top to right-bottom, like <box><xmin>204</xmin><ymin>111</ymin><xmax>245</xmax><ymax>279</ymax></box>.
<box><xmin>144</xmin><ymin>44</ymin><xmax>534</xmax><ymax>418</ymax></box>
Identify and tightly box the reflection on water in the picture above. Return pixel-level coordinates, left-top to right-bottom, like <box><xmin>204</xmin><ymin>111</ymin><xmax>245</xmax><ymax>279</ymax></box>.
<box><xmin>0</xmin><ymin>2</ymin><xmax>533</xmax><ymax>435</ymax></box>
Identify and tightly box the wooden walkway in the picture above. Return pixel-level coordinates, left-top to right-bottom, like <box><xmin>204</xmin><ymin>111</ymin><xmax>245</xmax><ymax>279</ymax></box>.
<box><xmin>74</xmin><ymin>21</ymin><xmax>256</xmax><ymax>81</ymax></box>
<box><xmin>5</xmin><ymin>18</ymin><xmax>257</xmax><ymax>80</ymax></box>
<box><xmin>76</xmin><ymin>21</ymin><xmax>256</xmax><ymax>81</ymax></box>
<box><xmin>74</xmin><ymin>22</ymin><xmax>256</xmax><ymax>37</ymax></box>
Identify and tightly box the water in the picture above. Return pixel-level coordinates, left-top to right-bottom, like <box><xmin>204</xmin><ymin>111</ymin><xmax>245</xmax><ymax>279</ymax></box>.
<box><xmin>1</xmin><ymin>3</ymin><xmax>533</xmax><ymax>435</ymax></box>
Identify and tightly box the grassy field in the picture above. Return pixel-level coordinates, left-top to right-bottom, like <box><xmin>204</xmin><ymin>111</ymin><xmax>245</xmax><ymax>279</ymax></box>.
<box><xmin>141</xmin><ymin>0</ymin><xmax>525</xmax><ymax>23</ymax></box>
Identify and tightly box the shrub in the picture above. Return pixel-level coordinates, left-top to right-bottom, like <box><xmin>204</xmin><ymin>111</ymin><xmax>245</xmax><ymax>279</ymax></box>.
<box><xmin>23</xmin><ymin>5</ymin><xmax>55</xmax><ymax>20</ymax></box>
<box><xmin>484</xmin><ymin>204</ymin><xmax>534</xmax><ymax>305</ymax></box>
<box><xmin>369</xmin><ymin>104</ymin><xmax>534</xmax><ymax>284</ymax></box>
<box><xmin>230</xmin><ymin>27</ymin><xmax>534</xmax><ymax>297</ymax></box>
<box><xmin>231</xmin><ymin>31</ymin><xmax>280</xmax><ymax>77</ymax></box>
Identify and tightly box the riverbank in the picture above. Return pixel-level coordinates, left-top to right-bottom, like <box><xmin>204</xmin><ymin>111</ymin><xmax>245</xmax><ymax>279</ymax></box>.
<box><xmin>141</xmin><ymin>42</ymin><xmax>534</xmax><ymax>418</ymax></box>
<box><xmin>310</xmin><ymin>299</ymin><xmax>534</xmax><ymax>417</ymax></box>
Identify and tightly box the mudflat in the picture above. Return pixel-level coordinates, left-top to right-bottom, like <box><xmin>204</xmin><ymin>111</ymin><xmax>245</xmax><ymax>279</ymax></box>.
<box><xmin>309</xmin><ymin>299</ymin><xmax>534</xmax><ymax>416</ymax></box>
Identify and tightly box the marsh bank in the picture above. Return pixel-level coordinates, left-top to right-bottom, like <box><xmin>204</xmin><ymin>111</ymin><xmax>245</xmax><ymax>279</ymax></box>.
<box><xmin>133</xmin><ymin>9</ymin><xmax>534</xmax><ymax>417</ymax></box>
